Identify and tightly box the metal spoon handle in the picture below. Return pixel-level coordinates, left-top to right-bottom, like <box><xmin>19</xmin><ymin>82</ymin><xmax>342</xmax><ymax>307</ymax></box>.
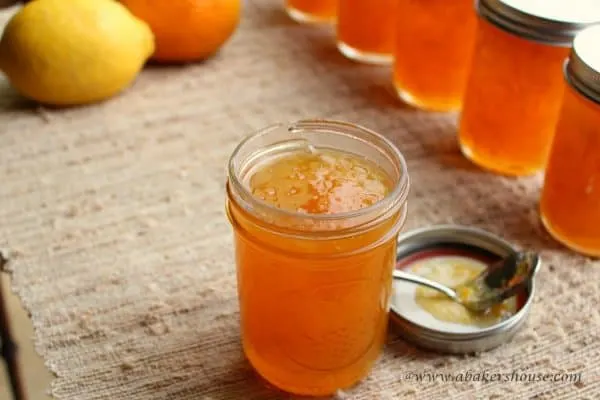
<box><xmin>392</xmin><ymin>269</ymin><xmax>457</xmax><ymax>300</ymax></box>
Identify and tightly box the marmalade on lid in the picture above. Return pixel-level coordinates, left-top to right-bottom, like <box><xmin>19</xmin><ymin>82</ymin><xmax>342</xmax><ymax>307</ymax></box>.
<box><xmin>412</xmin><ymin>257</ymin><xmax>517</xmax><ymax>328</ymax></box>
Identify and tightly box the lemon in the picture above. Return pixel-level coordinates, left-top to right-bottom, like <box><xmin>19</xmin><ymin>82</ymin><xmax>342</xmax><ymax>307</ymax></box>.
<box><xmin>0</xmin><ymin>0</ymin><xmax>155</xmax><ymax>106</ymax></box>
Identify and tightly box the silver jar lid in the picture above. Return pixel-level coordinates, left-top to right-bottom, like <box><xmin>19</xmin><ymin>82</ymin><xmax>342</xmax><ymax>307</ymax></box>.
<box><xmin>565</xmin><ymin>24</ymin><xmax>600</xmax><ymax>104</ymax></box>
<box><xmin>477</xmin><ymin>0</ymin><xmax>600</xmax><ymax>46</ymax></box>
<box><xmin>389</xmin><ymin>225</ymin><xmax>539</xmax><ymax>354</ymax></box>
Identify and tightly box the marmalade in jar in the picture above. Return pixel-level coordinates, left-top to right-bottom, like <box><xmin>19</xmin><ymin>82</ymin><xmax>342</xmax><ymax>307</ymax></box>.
<box><xmin>393</xmin><ymin>0</ymin><xmax>478</xmax><ymax>111</ymax></box>
<box><xmin>229</xmin><ymin>148</ymin><xmax>400</xmax><ymax>395</ymax></box>
<box><xmin>337</xmin><ymin>0</ymin><xmax>396</xmax><ymax>64</ymax></box>
<box><xmin>249</xmin><ymin>149</ymin><xmax>392</xmax><ymax>214</ymax></box>
<box><xmin>458</xmin><ymin>19</ymin><xmax>570</xmax><ymax>176</ymax></box>
<box><xmin>286</xmin><ymin>0</ymin><xmax>337</xmax><ymax>23</ymax></box>
<box><xmin>540</xmin><ymin>25</ymin><xmax>600</xmax><ymax>256</ymax></box>
<box><xmin>458</xmin><ymin>0</ymin><xmax>600</xmax><ymax>176</ymax></box>
<box><xmin>227</xmin><ymin>121</ymin><xmax>409</xmax><ymax>397</ymax></box>
<box><xmin>540</xmin><ymin>87</ymin><xmax>600</xmax><ymax>256</ymax></box>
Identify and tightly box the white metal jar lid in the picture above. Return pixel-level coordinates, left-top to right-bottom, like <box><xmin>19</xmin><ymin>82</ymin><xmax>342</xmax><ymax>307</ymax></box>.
<box><xmin>566</xmin><ymin>24</ymin><xmax>600</xmax><ymax>104</ymax></box>
<box><xmin>477</xmin><ymin>0</ymin><xmax>600</xmax><ymax>46</ymax></box>
<box><xmin>389</xmin><ymin>225</ymin><xmax>539</xmax><ymax>355</ymax></box>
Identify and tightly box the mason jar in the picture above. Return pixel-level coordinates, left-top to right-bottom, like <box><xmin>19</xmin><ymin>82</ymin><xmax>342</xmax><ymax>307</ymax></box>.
<box><xmin>540</xmin><ymin>24</ymin><xmax>600</xmax><ymax>257</ymax></box>
<box><xmin>225</xmin><ymin>119</ymin><xmax>410</xmax><ymax>396</ymax></box>
<box><xmin>458</xmin><ymin>0</ymin><xmax>600</xmax><ymax>176</ymax></box>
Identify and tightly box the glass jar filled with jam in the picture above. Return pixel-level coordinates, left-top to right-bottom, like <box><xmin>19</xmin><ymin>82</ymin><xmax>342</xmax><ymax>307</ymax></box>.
<box><xmin>226</xmin><ymin>120</ymin><xmax>410</xmax><ymax>396</ymax></box>
<box><xmin>392</xmin><ymin>0</ymin><xmax>478</xmax><ymax>111</ymax></box>
<box><xmin>337</xmin><ymin>0</ymin><xmax>396</xmax><ymax>65</ymax></box>
<box><xmin>285</xmin><ymin>0</ymin><xmax>337</xmax><ymax>24</ymax></box>
<box><xmin>540</xmin><ymin>25</ymin><xmax>600</xmax><ymax>257</ymax></box>
<box><xmin>458</xmin><ymin>0</ymin><xmax>600</xmax><ymax>176</ymax></box>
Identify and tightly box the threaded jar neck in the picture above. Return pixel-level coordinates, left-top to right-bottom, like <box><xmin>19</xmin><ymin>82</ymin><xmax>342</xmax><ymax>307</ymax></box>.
<box><xmin>226</xmin><ymin>119</ymin><xmax>410</xmax><ymax>239</ymax></box>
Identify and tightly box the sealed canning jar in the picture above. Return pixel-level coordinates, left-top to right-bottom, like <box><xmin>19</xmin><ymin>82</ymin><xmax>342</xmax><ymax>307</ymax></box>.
<box><xmin>337</xmin><ymin>0</ymin><xmax>396</xmax><ymax>64</ymax></box>
<box><xmin>285</xmin><ymin>0</ymin><xmax>336</xmax><ymax>24</ymax></box>
<box><xmin>458</xmin><ymin>0</ymin><xmax>600</xmax><ymax>176</ymax></box>
<box><xmin>540</xmin><ymin>25</ymin><xmax>600</xmax><ymax>257</ymax></box>
<box><xmin>393</xmin><ymin>0</ymin><xmax>478</xmax><ymax>111</ymax></box>
<box><xmin>226</xmin><ymin>120</ymin><xmax>410</xmax><ymax>396</ymax></box>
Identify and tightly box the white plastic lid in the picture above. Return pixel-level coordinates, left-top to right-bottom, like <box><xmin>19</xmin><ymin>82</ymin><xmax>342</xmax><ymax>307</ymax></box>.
<box><xmin>478</xmin><ymin>0</ymin><xmax>600</xmax><ymax>45</ymax></box>
<box><xmin>566</xmin><ymin>24</ymin><xmax>600</xmax><ymax>103</ymax></box>
<box><xmin>500</xmin><ymin>0</ymin><xmax>600</xmax><ymax>24</ymax></box>
<box><xmin>573</xmin><ymin>24</ymin><xmax>600</xmax><ymax>74</ymax></box>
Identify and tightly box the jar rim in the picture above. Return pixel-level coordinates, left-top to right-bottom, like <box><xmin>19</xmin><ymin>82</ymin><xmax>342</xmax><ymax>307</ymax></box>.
<box><xmin>477</xmin><ymin>0</ymin><xmax>600</xmax><ymax>46</ymax></box>
<box><xmin>227</xmin><ymin>119</ymin><xmax>410</xmax><ymax>229</ymax></box>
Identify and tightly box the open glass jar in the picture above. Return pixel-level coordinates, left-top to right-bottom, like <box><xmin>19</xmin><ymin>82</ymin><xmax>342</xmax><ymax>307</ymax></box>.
<box><xmin>225</xmin><ymin>120</ymin><xmax>410</xmax><ymax>396</ymax></box>
<box><xmin>540</xmin><ymin>25</ymin><xmax>600</xmax><ymax>257</ymax></box>
<box><xmin>458</xmin><ymin>0</ymin><xmax>600</xmax><ymax>176</ymax></box>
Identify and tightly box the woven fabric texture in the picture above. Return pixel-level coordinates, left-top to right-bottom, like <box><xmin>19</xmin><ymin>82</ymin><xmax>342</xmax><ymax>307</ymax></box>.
<box><xmin>0</xmin><ymin>2</ymin><xmax>599</xmax><ymax>399</ymax></box>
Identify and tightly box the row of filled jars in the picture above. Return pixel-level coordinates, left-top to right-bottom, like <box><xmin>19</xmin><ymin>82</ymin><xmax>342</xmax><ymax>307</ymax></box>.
<box><xmin>283</xmin><ymin>0</ymin><xmax>600</xmax><ymax>256</ymax></box>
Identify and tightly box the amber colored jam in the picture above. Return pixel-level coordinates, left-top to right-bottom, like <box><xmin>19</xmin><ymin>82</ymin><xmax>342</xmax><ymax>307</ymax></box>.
<box><xmin>392</xmin><ymin>0</ymin><xmax>478</xmax><ymax>111</ymax></box>
<box><xmin>337</xmin><ymin>0</ymin><xmax>397</xmax><ymax>62</ymax></box>
<box><xmin>227</xmin><ymin>147</ymin><xmax>403</xmax><ymax>396</ymax></box>
<box><xmin>540</xmin><ymin>85</ymin><xmax>600</xmax><ymax>256</ymax></box>
<box><xmin>413</xmin><ymin>257</ymin><xmax>517</xmax><ymax>328</ymax></box>
<box><xmin>458</xmin><ymin>19</ymin><xmax>570</xmax><ymax>176</ymax></box>
<box><xmin>250</xmin><ymin>150</ymin><xmax>391</xmax><ymax>213</ymax></box>
<box><xmin>286</xmin><ymin>0</ymin><xmax>337</xmax><ymax>23</ymax></box>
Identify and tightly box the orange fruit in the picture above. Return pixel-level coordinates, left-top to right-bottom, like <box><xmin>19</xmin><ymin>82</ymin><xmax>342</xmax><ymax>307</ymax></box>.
<box><xmin>120</xmin><ymin>0</ymin><xmax>242</xmax><ymax>62</ymax></box>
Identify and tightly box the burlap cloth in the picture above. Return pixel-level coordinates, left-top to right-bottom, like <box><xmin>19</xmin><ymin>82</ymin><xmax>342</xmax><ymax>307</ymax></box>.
<box><xmin>0</xmin><ymin>2</ymin><xmax>599</xmax><ymax>399</ymax></box>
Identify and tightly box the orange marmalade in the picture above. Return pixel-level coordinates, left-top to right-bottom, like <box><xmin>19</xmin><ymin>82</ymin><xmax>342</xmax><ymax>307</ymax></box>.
<box><xmin>458</xmin><ymin>0</ymin><xmax>600</xmax><ymax>176</ymax></box>
<box><xmin>249</xmin><ymin>150</ymin><xmax>391</xmax><ymax>214</ymax></box>
<box><xmin>337</xmin><ymin>0</ymin><xmax>396</xmax><ymax>64</ymax></box>
<box><xmin>226</xmin><ymin>121</ymin><xmax>409</xmax><ymax>396</ymax></box>
<box><xmin>540</xmin><ymin>25</ymin><xmax>600</xmax><ymax>257</ymax></box>
<box><xmin>285</xmin><ymin>0</ymin><xmax>337</xmax><ymax>24</ymax></box>
<box><xmin>392</xmin><ymin>0</ymin><xmax>477</xmax><ymax>111</ymax></box>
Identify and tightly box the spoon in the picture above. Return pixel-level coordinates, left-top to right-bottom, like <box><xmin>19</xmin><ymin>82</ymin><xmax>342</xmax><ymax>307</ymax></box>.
<box><xmin>392</xmin><ymin>251</ymin><xmax>540</xmax><ymax>312</ymax></box>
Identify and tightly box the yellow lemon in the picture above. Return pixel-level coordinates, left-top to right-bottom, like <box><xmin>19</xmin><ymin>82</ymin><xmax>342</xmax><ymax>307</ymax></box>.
<box><xmin>0</xmin><ymin>0</ymin><xmax>155</xmax><ymax>106</ymax></box>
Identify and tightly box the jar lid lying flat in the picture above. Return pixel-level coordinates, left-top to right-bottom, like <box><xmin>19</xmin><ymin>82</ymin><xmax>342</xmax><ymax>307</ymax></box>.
<box><xmin>389</xmin><ymin>225</ymin><xmax>539</xmax><ymax>355</ymax></box>
<box><xmin>477</xmin><ymin>0</ymin><xmax>600</xmax><ymax>46</ymax></box>
<box><xmin>567</xmin><ymin>24</ymin><xmax>600</xmax><ymax>103</ymax></box>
